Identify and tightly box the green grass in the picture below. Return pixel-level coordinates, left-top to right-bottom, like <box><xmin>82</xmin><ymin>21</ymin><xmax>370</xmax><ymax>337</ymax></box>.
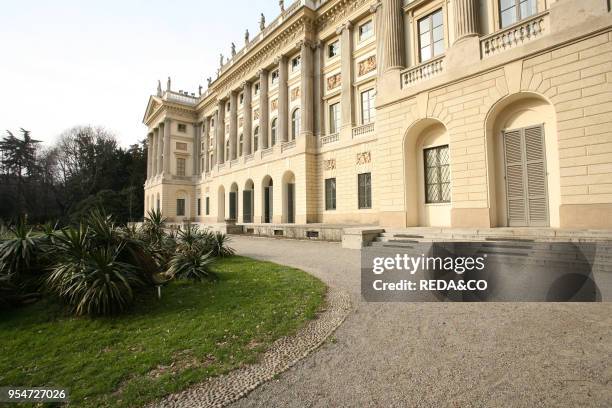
<box><xmin>0</xmin><ymin>256</ymin><xmax>326</xmax><ymax>407</ymax></box>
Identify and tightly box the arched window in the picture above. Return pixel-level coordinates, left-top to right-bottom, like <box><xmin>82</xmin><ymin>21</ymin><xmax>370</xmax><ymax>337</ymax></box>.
<box><xmin>271</xmin><ymin>118</ymin><xmax>277</xmax><ymax>146</ymax></box>
<box><xmin>239</xmin><ymin>134</ymin><xmax>243</xmax><ymax>157</ymax></box>
<box><xmin>225</xmin><ymin>140</ymin><xmax>230</xmax><ymax>161</ymax></box>
<box><xmin>253</xmin><ymin>127</ymin><xmax>259</xmax><ymax>152</ymax></box>
<box><xmin>291</xmin><ymin>109</ymin><xmax>301</xmax><ymax>140</ymax></box>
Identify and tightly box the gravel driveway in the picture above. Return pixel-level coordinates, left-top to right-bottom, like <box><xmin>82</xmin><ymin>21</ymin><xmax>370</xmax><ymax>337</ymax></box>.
<box><xmin>229</xmin><ymin>236</ymin><xmax>612</xmax><ymax>408</ymax></box>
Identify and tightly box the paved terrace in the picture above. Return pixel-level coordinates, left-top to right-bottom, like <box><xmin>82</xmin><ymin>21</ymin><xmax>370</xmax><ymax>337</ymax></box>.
<box><xmin>228</xmin><ymin>235</ymin><xmax>612</xmax><ymax>408</ymax></box>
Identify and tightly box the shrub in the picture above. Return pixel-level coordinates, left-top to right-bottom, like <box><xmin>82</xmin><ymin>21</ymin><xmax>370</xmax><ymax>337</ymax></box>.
<box><xmin>165</xmin><ymin>250</ymin><xmax>216</xmax><ymax>282</ymax></box>
<box><xmin>211</xmin><ymin>232</ymin><xmax>235</xmax><ymax>258</ymax></box>
<box><xmin>0</xmin><ymin>219</ymin><xmax>41</xmax><ymax>277</ymax></box>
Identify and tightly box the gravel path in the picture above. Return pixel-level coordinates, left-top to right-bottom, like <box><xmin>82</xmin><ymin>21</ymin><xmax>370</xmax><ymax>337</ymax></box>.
<box><xmin>227</xmin><ymin>236</ymin><xmax>612</xmax><ymax>408</ymax></box>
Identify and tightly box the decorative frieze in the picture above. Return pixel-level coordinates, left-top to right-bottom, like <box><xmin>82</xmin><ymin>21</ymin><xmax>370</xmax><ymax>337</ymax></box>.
<box><xmin>327</xmin><ymin>73</ymin><xmax>342</xmax><ymax>91</ymax></box>
<box><xmin>291</xmin><ymin>87</ymin><xmax>301</xmax><ymax>101</ymax></box>
<box><xmin>324</xmin><ymin>159</ymin><xmax>336</xmax><ymax>170</ymax></box>
<box><xmin>254</xmin><ymin>108</ymin><xmax>260</xmax><ymax>120</ymax></box>
<box><xmin>176</xmin><ymin>142</ymin><xmax>187</xmax><ymax>151</ymax></box>
<box><xmin>271</xmin><ymin>98</ymin><xmax>279</xmax><ymax>111</ymax></box>
<box><xmin>358</xmin><ymin>56</ymin><xmax>377</xmax><ymax>76</ymax></box>
<box><xmin>356</xmin><ymin>151</ymin><xmax>371</xmax><ymax>165</ymax></box>
<box><xmin>239</xmin><ymin>117</ymin><xmax>244</xmax><ymax>127</ymax></box>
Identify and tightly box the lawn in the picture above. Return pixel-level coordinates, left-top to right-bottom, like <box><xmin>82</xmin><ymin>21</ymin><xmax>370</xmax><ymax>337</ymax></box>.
<box><xmin>0</xmin><ymin>256</ymin><xmax>326</xmax><ymax>407</ymax></box>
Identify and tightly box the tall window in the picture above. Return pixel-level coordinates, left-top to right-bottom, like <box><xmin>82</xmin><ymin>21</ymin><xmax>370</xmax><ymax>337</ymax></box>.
<box><xmin>239</xmin><ymin>134</ymin><xmax>243</xmax><ymax>156</ymax></box>
<box><xmin>177</xmin><ymin>123</ymin><xmax>187</xmax><ymax>133</ymax></box>
<box><xmin>271</xmin><ymin>70</ymin><xmax>279</xmax><ymax>85</ymax></box>
<box><xmin>418</xmin><ymin>9</ymin><xmax>444</xmax><ymax>62</ymax></box>
<box><xmin>271</xmin><ymin>118</ymin><xmax>277</xmax><ymax>145</ymax></box>
<box><xmin>176</xmin><ymin>158</ymin><xmax>186</xmax><ymax>176</ymax></box>
<box><xmin>361</xmin><ymin>89</ymin><xmax>376</xmax><ymax>124</ymax></box>
<box><xmin>291</xmin><ymin>109</ymin><xmax>301</xmax><ymax>140</ymax></box>
<box><xmin>359</xmin><ymin>20</ymin><xmax>374</xmax><ymax>41</ymax></box>
<box><xmin>205</xmin><ymin>197</ymin><xmax>210</xmax><ymax>215</ymax></box>
<box><xmin>358</xmin><ymin>173</ymin><xmax>372</xmax><ymax>209</ymax></box>
<box><xmin>253</xmin><ymin>127</ymin><xmax>259</xmax><ymax>152</ymax></box>
<box><xmin>329</xmin><ymin>103</ymin><xmax>341</xmax><ymax>134</ymax></box>
<box><xmin>500</xmin><ymin>0</ymin><xmax>537</xmax><ymax>28</ymax></box>
<box><xmin>424</xmin><ymin>145</ymin><xmax>451</xmax><ymax>203</ymax></box>
<box><xmin>291</xmin><ymin>56</ymin><xmax>301</xmax><ymax>72</ymax></box>
<box><xmin>328</xmin><ymin>40</ymin><xmax>340</xmax><ymax>58</ymax></box>
<box><xmin>325</xmin><ymin>178</ymin><xmax>337</xmax><ymax>210</ymax></box>
<box><xmin>197</xmin><ymin>198</ymin><xmax>201</xmax><ymax>216</ymax></box>
<box><xmin>177</xmin><ymin>199</ymin><xmax>186</xmax><ymax>216</ymax></box>
<box><xmin>254</xmin><ymin>83</ymin><xmax>260</xmax><ymax>95</ymax></box>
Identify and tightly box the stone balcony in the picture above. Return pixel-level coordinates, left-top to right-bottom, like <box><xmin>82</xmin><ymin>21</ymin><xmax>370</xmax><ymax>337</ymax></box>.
<box><xmin>401</xmin><ymin>55</ymin><xmax>445</xmax><ymax>89</ymax></box>
<box><xmin>481</xmin><ymin>11</ymin><xmax>550</xmax><ymax>58</ymax></box>
<box><xmin>352</xmin><ymin>123</ymin><xmax>375</xmax><ymax>139</ymax></box>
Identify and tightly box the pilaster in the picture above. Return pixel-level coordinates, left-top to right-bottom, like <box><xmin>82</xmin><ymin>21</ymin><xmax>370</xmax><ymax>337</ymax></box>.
<box><xmin>163</xmin><ymin>118</ymin><xmax>171</xmax><ymax>175</ymax></box>
<box><xmin>243</xmin><ymin>81</ymin><xmax>253</xmax><ymax>155</ymax></box>
<box><xmin>259</xmin><ymin>69</ymin><xmax>270</xmax><ymax>149</ymax></box>
<box><xmin>229</xmin><ymin>91</ymin><xmax>238</xmax><ymax>160</ymax></box>
<box><xmin>277</xmin><ymin>55</ymin><xmax>289</xmax><ymax>143</ymax></box>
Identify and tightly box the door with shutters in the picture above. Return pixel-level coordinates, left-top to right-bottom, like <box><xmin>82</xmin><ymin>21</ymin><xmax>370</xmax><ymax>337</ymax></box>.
<box><xmin>243</xmin><ymin>190</ymin><xmax>253</xmax><ymax>223</ymax></box>
<box><xmin>502</xmin><ymin>125</ymin><xmax>549</xmax><ymax>227</ymax></box>
<box><xmin>287</xmin><ymin>183</ymin><xmax>295</xmax><ymax>224</ymax></box>
<box><xmin>229</xmin><ymin>192</ymin><xmax>237</xmax><ymax>221</ymax></box>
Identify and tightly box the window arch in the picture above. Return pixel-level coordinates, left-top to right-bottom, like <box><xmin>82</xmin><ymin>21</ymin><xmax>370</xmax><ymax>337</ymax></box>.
<box><xmin>239</xmin><ymin>134</ymin><xmax>243</xmax><ymax>157</ymax></box>
<box><xmin>253</xmin><ymin>127</ymin><xmax>259</xmax><ymax>152</ymax></box>
<box><xmin>271</xmin><ymin>118</ymin><xmax>277</xmax><ymax>146</ymax></box>
<box><xmin>291</xmin><ymin>109</ymin><xmax>301</xmax><ymax>140</ymax></box>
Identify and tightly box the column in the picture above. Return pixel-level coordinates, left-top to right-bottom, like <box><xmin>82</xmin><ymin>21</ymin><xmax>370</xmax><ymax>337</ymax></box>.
<box><xmin>371</xmin><ymin>2</ymin><xmax>385</xmax><ymax>76</ymax></box>
<box><xmin>454</xmin><ymin>0</ymin><xmax>479</xmax><ymax>42</ymax></box>
<box><xmin>243</xmin><ymin>81</ymin><xmax>252</xmax><ymax>155</ymax></box>
<box><xmin>156</xmin><ymin>124</ymin><xmax>164</xmax><ymax>175</ymax></box>
<box><xmin>381</xmin><ymin>0</ymin><xmax>405</xmax><ymax>72</ymax></box>
<box><xmin>259</xmin><ymin>69</ymin><xmax>270</xmax><ymax>149</ymax></box>
<box><xmin>193</xmin><ymin>123</ymin><xmax>200</xmax><ymax>176</ymax></box>
<box><xmin>300</xmin><ymin>40</ymin><xmax>314</xmax><ymax>137</ymax></box>
<box><xmin>314</xmin><ymin>42</ymin><xmax>325</xmax><ymax>137</ymax></box>
<box><xmin>339</xmin><ymin>23</ymin><xmax>355</xmax><ymax>129</ymax></box>
<box><xmin>229</xmin><ymin>91</ymin><xmax>238</xmax><ymax>160</ymax></box>
<box><xmin>216</xmin><ymin>101</ymin><xmax>225</xmax><ymax>164</ymax></box>
<box><xmin>148</xmin><ymin>132</ymin><xmax>155</xmax><ymax>178</ymax></box>
<box><xmin>203</xmin><ymin>117</ymin><xmax>210</xmax><ymax>174</ymax></box>
<box><xmin>163</xmin><ymin>118</ymin><xmax>171</xmax><ymax>174</ymax></box>
<box><xmin>277</xmin><ymin>56</ymin><xmax>289</xmax><ymax>142</ymax></box>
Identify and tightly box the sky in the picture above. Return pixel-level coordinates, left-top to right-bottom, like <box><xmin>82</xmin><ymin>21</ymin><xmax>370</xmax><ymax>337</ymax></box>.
<box><xmin>0</xmin><ymin>0</ymin><xmax>282</xmax><ymax>148</ymax></box>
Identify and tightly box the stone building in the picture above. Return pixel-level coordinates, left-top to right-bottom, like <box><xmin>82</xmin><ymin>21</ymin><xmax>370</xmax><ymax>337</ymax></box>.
<box><xmin>143</xmin><ymin>0</ymin><xmax>612</xmax><ymax>229</ymax></box>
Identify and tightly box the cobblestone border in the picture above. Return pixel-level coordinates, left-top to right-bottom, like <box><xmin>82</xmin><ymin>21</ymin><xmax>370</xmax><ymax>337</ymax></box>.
<box><xmin>148</xmin><ymin>287</ymin><xmax>352</xmax><ymax>408</ymax></box>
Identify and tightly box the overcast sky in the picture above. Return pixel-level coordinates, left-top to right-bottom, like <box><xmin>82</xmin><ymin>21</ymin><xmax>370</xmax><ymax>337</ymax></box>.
<box><xmin>0</xmin><ymin>0</ymin><xmax>281</xmax><ymax>147</ymax></box>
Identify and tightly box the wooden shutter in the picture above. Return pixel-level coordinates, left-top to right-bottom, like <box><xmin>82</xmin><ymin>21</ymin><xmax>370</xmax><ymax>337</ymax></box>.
<box><xmin>524</xmin><ymin>125</ymin><xmax>549</xmax><ymax>226</ymax></box>
<box><xmin>243</xmin><ymin>190</ymin><xmax>252</xmax><ymax>223</ymax></box>
<box><xmin>503</xmin><ymin>129</ymin><xmax>527</xmax><ymax>226</ymax></box>
<box><xmin>503</xmin><ymin>125</ymin><xmax>549</xmax><ymax>227</ymax></box>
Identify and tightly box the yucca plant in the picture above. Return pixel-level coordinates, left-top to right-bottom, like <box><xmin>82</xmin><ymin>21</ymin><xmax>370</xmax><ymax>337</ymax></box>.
<box><xmin>211</xmin><ymin>232</ymin><xmax>235</xmax><ymax>258</ymax></box>
<box><xmin>166</xmin><ymin>250</ymin><xmax>216</xmax><ymax>282</ymax></box>
<box><xmin>142</xmin><ymin>209</ymin><xmax>167</xmax><ymax>245</ymax></box>
<box><xmin>0</xmin><ymin>218</ymin><xmax>41</xmax><ymax>277</ymax></box>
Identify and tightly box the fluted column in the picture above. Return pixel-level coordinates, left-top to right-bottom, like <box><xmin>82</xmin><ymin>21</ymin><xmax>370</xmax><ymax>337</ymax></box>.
<box><xmin>203</xmin><ymin>117</ymin><xmax>210</xmax><ymax>174</ymax></box>
<box><xmin>371</xmin><ymin>2</ymin><xmax>385</xmax><ymax>76</ymax></box>
<box><xmin>381</xmin><ymin>0</ymin><xmax>405</xmax><ymax>72</ymax></box>
<box><xmin>156</xmin><ymin>124</ymin><xmax>163</xmax><ymax>175</ymax></box>
<box><xmin>229</xmin><ymin>91</ymin><xmax>238</xmax><ymax>160</ymax></box>
<box><xmin>339</xmin><ymin>23</ymin><xmax>355</xmax><ymax>129</ymax></box>
<box><xmin>163</xmin><ymin>118</ymin><xmax>171</xmax><ymax>174</ymax></box>
<box><xmin>216</xmin><ymin>101</ymin><xmax>225</xmax><ymax>164</ymax></box>
<box><xmin>148</xmin><ymin>132</ymin><xmax>155</xmax><ymax>178</ymax></box>
<box><xmin>277</xmin><ymin>56</ymin><xmax>289</xmax><ymax>142</ymax></box>
<box><xmin>300</xmin><ymin>40</ymin><xmax>314</xmax><ymax>137</ymax></box>
<box><xmin>259</xmin><ymin>69</ymin><xmax>270</xmax><ymax>149</ymax></box>
<box><xmin>454</xmin><ymin>0</ymin><xmax>479</xmax><ymax>42</ymax></box>
<box><xmin>243</xmin><ymin>82</ymin><xmax>252</xmax><ymax>155</ymax></box>
<box><xmin>193</xmin><ymin>122</ymin><xmax>201</xmax><ymax>176</ymax></box>
<box><xmin>314</xmin><ymin>42</ymin><xmax>325</xmax><ymax>137</ymax></box>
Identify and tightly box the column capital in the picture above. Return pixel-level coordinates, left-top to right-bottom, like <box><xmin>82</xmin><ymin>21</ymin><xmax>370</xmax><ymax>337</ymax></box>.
<box><xmin>258</xmin><ymin>68</ymin><xmax>268</xmax><ymax>76</ymax></box>
<box><xmin>274</xmin><ymin>55</ymin><xmax>287</xmax><ymax>65</ymax></box>
<box><xmin>369</xmin><ymin>1</ymin><xmax>381</xmax><ymax>13</ymax></box>
<box><xmin>335</xmin><ymin>21</ymin><xmax>352</xmax><ymax>35</ymax></box>
<box><xmin>164</xmin><ymin>117</ymin><xmax>172</xmax><ymax>126</ymax></box>
<box><xmin>297</xmin><ymin>39</ymin><xmax>316</xmax><ymax>50</ymax></box>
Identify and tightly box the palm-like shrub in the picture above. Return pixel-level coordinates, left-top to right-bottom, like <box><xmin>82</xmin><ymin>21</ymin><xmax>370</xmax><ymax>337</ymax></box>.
<box><xmin>0</xmin><ymin>219</ymin><xmax>41</xmax><ymax>277</ymax></box>
<box><xmin>165</xmin><ymin>250</ymin><xmax>216</xmax><ymax>282</ymax></box>
<box><xmin>211</xmin><ymin>232</ymin><xmax>235</xmax><ymax>257</ymax></box>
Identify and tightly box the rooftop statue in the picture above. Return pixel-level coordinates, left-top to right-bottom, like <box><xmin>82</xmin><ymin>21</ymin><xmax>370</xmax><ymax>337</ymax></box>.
<box><xmin>260</xmin><ymin>13</ymin><xmax>265</xmax><ymax>31</ymax></box>
<box><xmin>231</xmin><ymin>42</ymin><xmax>236</xmax><ymax>57</ymax></box>
<box><xmin>166</xmin><ymin>76</ymin><xmax>171</xmax><ymax>92</ymax></box>
<box><xmin>245</xmin><ymin>29</ymin><xmax>250</xmax><ymax>45</ymax></box>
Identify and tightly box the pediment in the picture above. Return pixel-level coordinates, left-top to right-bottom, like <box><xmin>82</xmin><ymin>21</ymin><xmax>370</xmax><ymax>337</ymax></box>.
<box><xmin>143</xmin><ymin>96</ymin><xmax>163</xmax><ymax>124</ymax></box>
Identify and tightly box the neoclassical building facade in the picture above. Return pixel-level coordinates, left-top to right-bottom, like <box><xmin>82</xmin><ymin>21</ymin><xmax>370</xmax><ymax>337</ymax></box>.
<box><xmin>143</xmin><ymin>0</ymin><xmax>612</xmax><ymax>229</ymax></box>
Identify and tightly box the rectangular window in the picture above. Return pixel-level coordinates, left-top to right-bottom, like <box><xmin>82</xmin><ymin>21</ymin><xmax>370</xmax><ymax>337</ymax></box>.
<box><xmin>424</xmin><ymin>145</ymin><xmax>451</xmax><ymax>204</ymax></box>
<box><xmin>328</xmin><ymin>40</ymin><xmax>340</xmax><ymax>58</ymax></box>
<box><xmin>291</xmin><ymin>56</ymin><xmax>301</xmax><ymax>71</ymax></box>
<box><xmin>418</xmin><ymin>9</ymin><xmax>444</xmax><ymax>62</ymax></box>
<box><xmin>329</xmin><ymin>103</ymin><xmax>341</xmax><ymax>134</ymax></box>
<box><xmin>361</xmin><ymin>89</ymin><xmax>376</xmax><ymax>125</ymax></box>
<box><xmin>239</xmin><ymin>93</ymin><xmax>244</xmax><ymax>105</ymax></box>
<box><xmin>178</xmin><ymin>123</ymin><xmax>187</xmax><ymax>133</ymax></box>
<box><xmin>359</xmin><ymin>20</ymin><xmax>374</xmax><ymax>41</ymax></box>
<box><xmin>176</xmin><ymin>158</ymin><xmax>186</xmax><ymax>176</ymax></box>
<box><xmin>358</xmin><ymin>173</ymin><xmax>372</xmax><ymax>209</ymax></box>
<box><xmin>271</xmin><ymin>70</ymin><xmax>279</xmax><ymax>85</ymax></box>
<box><xmin>325</xmin><ymin>178</ymin><xmax>337</xmax><ymax>210</ymax></box>
<box><xmin>254</xmin><ymin>83</ymin><xmax>260</xmax><ymax>95</ymax></box>
<box><xmin>197</xmin><ymin>198</ymin><xmax>201</xmax><ymax>216</ymax></box>
<box><xmin>176</xmin><ymin>199</ymin><xmax>186</xmax><ymax>216</ymax></box>
<box><xmin>500</xmin><ymin>0</ymin><xmax>537</xmax><ymax>28</ymax></box>
<box><xmin>205</xmin><ymin>197</ymin><xmax>210</xmax><ymax>215</ymax></box>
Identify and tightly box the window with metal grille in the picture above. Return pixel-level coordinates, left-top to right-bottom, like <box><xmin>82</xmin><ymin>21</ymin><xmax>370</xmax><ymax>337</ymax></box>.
<box><xmin>358</xmin><ymin>173</ymin><xmax>372</xmax><ymax>209</ymax></box>
<box><xmin>500</xmin><ymin>0</ymin><xmax>537</xmax><ymax>28</ymax></box>
<box><xmin>325</xmin><ymin>178</ymin><xmax>337</xmax><ymax>210</ymax></box>
<box><xmin>329</xmin><ymin>103</ymin><xmax>340</xmax><ymax>134</ymax></box>
<box><xmin>361</xmin><ymin>89</ymin><xmax>376</xmax><ymax>124</ymax></box>
<box><xmin>424</xmin><ymin>145</ymin><xmax>451</xmax><ymax>203</ymax></box>
<box><xmin>418</xmin><ymin>9</ymin><xmax>444</xmax><ymax>62</ymax></box>
<box><xmin>176</xmin><ymin>199</ymin><xmax>186</xmax><ymax>216</ymax></box>
<box><xmin>176</xmin><ymin>158</ymin><xmax>186</xmax><ymax>176</ymax></box>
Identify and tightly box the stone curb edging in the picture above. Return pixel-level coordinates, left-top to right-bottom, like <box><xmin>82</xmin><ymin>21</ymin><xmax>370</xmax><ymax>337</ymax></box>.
<box><xmin>148</xmin><ymin>288</ymin><xmax>352</xmax><ymax>408</ymax></box>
